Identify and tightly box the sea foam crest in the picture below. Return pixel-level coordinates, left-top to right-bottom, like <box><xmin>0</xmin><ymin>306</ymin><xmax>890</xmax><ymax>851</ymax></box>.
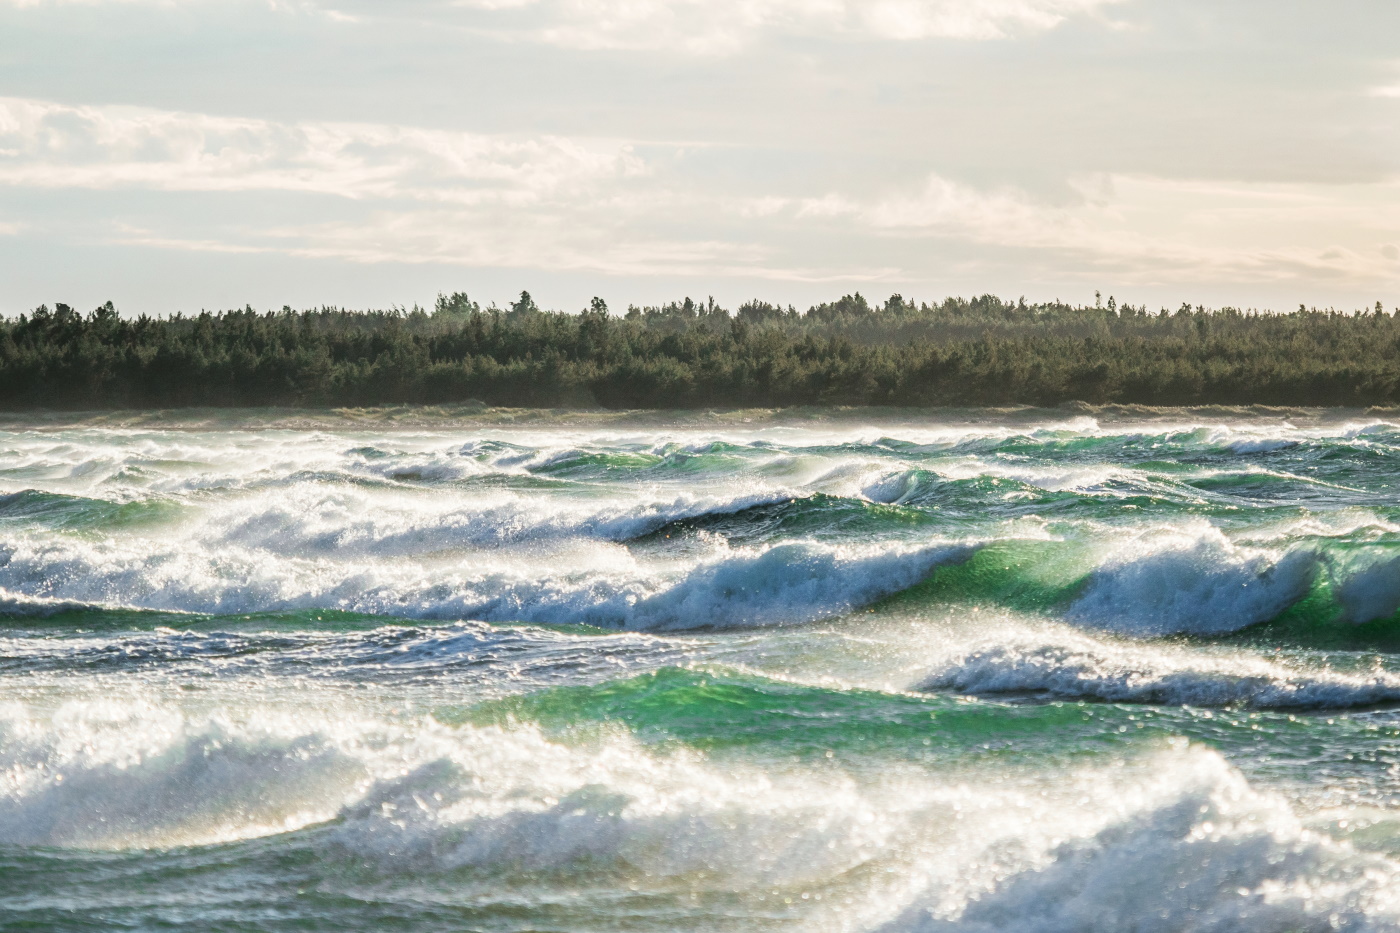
<box><xmin>0</xmin><ymin>700</ymin><xmax>366</xmax><ymax>848</ymax></box>
<box><xmin>881</xmin><ymin>746</ymin><xmax>1400</xmax><ymax>932</ymax></box>
<box><xmin>917</xmin><ymin>630</ymin><xmax>1400</xmax><ymax>709</ymax></box>
<box><xmin>1331</xmin><ymin>550</ymin><xmax>1400</xmax><ymax>625</ymax></box>
<box><xmin>622</xmin><ymin>540</ymin><xmax>973</xmax><ymax>630</ymax></box>
<box><xmin>1205</xmin><ymin>431</ymin><xmax>1300</xmax><ymax>455</ymax></box>
<box><xmin>0</xmin><ymin>698</ymin><xmax>915</xmax><ymax>886</ymax></box>
<box><xmin>0</xmin><ymin>533</ymin><xmax>970</xmax><ymax>630</ymax></box>
<box><xmin>1066</xmin><ymin>525</ymin><xmax>1316</xmax><ymax>636</ymax></box>
<box><xmin>209</xmin><ymin>486</ymin><xmax>806</xmax><ymax>556</ymax></box>
<box><xmin>324</xmin><ymin>725</ymin><xmax>909</xmax><ymax>885</ymax></box>
<box><xmin>2</xmin><ymin>689</ymin><xmax>1396</xmax><ymax>930</ymax></box>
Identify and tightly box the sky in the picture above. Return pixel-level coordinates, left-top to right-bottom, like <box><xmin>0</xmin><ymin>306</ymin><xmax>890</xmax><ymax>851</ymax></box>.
<box><xmin>1</xmin><ymin>0</ymin><xmax>1398</xmax><ymax>316</ymax></box>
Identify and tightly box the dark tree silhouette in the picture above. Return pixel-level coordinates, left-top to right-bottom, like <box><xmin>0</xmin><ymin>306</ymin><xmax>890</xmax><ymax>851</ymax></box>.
<box><xmin>2</xmin><ymin>293</ymin><xmax>1397</xmax><ymax>409</ymax></box>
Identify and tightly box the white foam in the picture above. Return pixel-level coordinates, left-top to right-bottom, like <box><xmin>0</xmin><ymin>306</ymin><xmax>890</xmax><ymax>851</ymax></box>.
<box><xmin>1341</xmin><ymin>421</ymin><xmax>1400</xmax><ymax>440</ymax></box>
<box><xmin>209</xmin><ymin>485</ymin><xmax>805</xmax><ymax>557</ymax></box>
<box><xmin>1332</xmin><ymin>551</ymin><xmax>1400</xmax><ymax>625</ymax></box>
<box><xmin>0</xmin><ymin>531</ymin><xmax>970</xmax><ymax>630</ymax></box>
<box><xmin>1067</xmin><ymin>525</ymin><xmax>1316</xmax><ymax>636</ymax></box>
<box><xmin>918</xmin><ymin>629</ymin><xmax>1400</xmax><ymax>709</ymax></box>
<box><xmin>0</xmin><ymin>696</ymin><xmax>924</xmax><ymax>887</ymax></box>
<box><xmin>882</xmin><ymin>745</ymin><xmax>1400</xmax><ymax>932</ymax></box>
<box><xmin>930</xmin><ymin>457</ymin><xmax>1131</xmax><ymax>493</ymax></box>
<box><xmin>1</xmin><ymin>689</ymin><xmax>1396</xmax><ymax>931</ymax></box>
<box><xmin>1168</xmin><ymin>425</ymin><xmax>1303</xmax><ymax>455</ymax></box>
<box><xmin>1232</xmin><ymin>509</ymin><xmax>1400</xmax><ymax>547</ymax></box>
<box><xmin>323</xmin><ymin>722</ymin><xmax>912</xmax><ymax>886</ymax></box>
<box><xmin>0</xmin><ymin>700</ymin><xmax>367</xmax><ymax>848</ymax></box>
<box><xmin>351</xmin><ymin>449</ymin><xmax>485</xmax><ymax>483</ymax></box>
<box><xmin>623</xmin><ymin>541</ymin><xmax>973</xmax><ymax>631</ymax></box>
<box><xmin>860</xmin><ymin>468</ymin><xmax>938</xmax><ymax>504</ymax></box>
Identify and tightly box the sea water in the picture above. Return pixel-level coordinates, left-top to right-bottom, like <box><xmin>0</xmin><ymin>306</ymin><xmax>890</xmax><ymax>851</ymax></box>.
<box><xmin>3</xmin><ymin>410</ymin><xmax>1400</xmax><ymax>931</ymax></box>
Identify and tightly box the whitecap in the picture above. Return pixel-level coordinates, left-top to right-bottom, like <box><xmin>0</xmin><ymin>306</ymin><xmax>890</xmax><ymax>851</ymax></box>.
<box><xmin>0</xmin><ymin>533</ymin><xmax>972</xmax><ymax>631</ymax></box>
<box><xmin>917</xmin><ymin>630</ymin><xmax>1400</xmax><ymax>709</ymax></box>
<box><xmin>1066</xmin><ymin>525</ymin><xmax>1316</xmax><ymax>636</ymax></box>
<box><xmin>881</xmin><ymin>746</ymin><xmax>1400</xmax><ymax>932</ymax></box>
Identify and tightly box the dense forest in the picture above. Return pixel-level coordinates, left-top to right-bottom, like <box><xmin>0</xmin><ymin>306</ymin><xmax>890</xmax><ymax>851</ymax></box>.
<box><xmin>2</xmin><ymin>292</ymin><xmax>1399</xmax><ymax>409</ymax></box>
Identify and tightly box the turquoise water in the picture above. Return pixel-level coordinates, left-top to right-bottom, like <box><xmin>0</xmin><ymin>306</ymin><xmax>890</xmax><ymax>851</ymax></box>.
<box><xmin>4</xmin><ymin>412</ymin><xmax>1400</xmax><ymax>930</ymax></box>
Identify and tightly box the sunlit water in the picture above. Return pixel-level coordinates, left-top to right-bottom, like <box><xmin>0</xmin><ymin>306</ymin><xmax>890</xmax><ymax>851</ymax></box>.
<box><xmin>4</xmin><ymin>411</ymin><xmax>1400</xmax><ymax>931</ymax></box>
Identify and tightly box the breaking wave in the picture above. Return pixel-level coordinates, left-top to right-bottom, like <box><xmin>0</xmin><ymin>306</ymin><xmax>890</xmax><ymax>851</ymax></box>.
<box><xmin>0</xmin><ymin>532</ymin><xmax>972</xmax><ymax>630</ymax></box>
<box><xmin>881</xmin><ymin>746</ymin><xmax>1400</xmax><ymax>932</ymax></box>
<box><xmin>918</xmin><ymin>630</ymin><xmax>1400</xmax><ymax>709</ymax></box>
<box><xmin>1066</xmin><ymin>526</ymin><xmax>1319</xmax><ymax>636</ymax></box>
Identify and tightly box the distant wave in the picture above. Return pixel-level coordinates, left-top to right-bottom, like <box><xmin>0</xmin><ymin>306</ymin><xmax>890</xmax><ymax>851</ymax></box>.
<box><xmin>210</xmin><ymin>487</ymin><xmax>809</xmax><ymax>556</ymax></box>
<box><xmin>0</xmin><ymin>534</ymin><xmax>973</xmax><ymax>630</ymax></box>
<box><xmin>918</xmin><ymin>631</ymin><xmax>1400</xmax><ymax>709</ymax></box>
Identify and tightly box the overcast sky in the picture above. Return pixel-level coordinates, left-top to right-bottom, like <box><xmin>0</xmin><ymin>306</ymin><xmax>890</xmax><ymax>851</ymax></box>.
<box><xmin>2</xmin><ymin>0</ymin><xmax>1398</xmax><ymax>315</ymax></box>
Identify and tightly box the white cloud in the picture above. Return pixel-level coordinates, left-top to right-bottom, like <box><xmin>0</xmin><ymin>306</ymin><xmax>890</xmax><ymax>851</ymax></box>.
<box><xmin>855</xmin><ymin>0</ymin><xmax>1118</xmax><ymax>40</ymax></box>
<box><xmin>1</xmin><ymin>0</ymin><xmax>1123</xmax><ymax>51</ymax></box>
<box><xmin>4</xmin><ymin>94</ymin><xmax>1397</xmax><ymax>290</ymax></box>
<box><xmin>114</xmin><ymin>212</ymin><xmax>896</xmax><ymax>281</ymax></box>
<box><xmin>446</xmin><ymin>0</ymin><xmax>1125</xmax><ymax>52</ymax></box>
<box><xmin>0</xmin><ymin>97</ymin><xmax>821</xmax><ymax>277</ymax></box>
<box><xmin>0</xmin><ymin>97</ymin><xmax>640</xmax><ymax>202</ymax></box>
<box><xmin>784</xmin><ymin>172</ymin><xmax>1400</xmax><ymax>286</ymax></box>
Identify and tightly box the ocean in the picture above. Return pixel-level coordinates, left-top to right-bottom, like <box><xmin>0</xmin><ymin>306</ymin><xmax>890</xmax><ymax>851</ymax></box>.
<box><xmin>2</xmin><ymin>409</ymin><xmax>1399</xmax><ymax>931</ymax></box>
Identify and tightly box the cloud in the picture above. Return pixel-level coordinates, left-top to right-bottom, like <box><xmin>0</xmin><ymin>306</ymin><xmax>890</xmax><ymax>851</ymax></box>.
<box><xmin>0</xmin><ymin>97</ymin><xmax>640</xmax><ymax>202</ymax></box>
<box><xmin>0</xmin><ymin>97</ymin><xmax>848</xmax><ymax>278</ymax></box>
<box><xmin>2</xmin><ymin>0</ymin><xmax>1124</xmax><ymax>52</ymax></box>
<box><xmin>783</xmin><ymin>172</ymin><xmax>1400</xmax><ymax>286</ymax></box>
<box><xmin>435</xmin><ymin>0</ymin><xmax>1129</xmax><ymax>52</ymax></box>
<box><xmin>510</xmin><ymin>0</ymin><xmax>1116</xmax><ymax>52</ymax></box>
<box><xmin>4</xmin><ymin>95</ymin><xmax>1397</xmax><ymax>290</ymax></box>
<box><xmin>113</xmin><ymin>212</ymin><xmax>897</xmax><ymax>281</ymax></box>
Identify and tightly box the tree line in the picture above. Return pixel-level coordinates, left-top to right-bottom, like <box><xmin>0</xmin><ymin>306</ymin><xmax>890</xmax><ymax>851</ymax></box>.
<box><xmin>1</xmin><ymin>291</ymin><xmax>1398</xmax><ymax>409</ymax></box>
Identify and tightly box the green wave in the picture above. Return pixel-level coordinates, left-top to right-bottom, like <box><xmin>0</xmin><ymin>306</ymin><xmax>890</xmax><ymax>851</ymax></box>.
<box><xmin>451</xmin><ymin>666</ymin><xmax>1378</xmax><ymax>767</ymax></box>
<box><xmin>548</xmin><ymin>449</ymin><xmax>763</xmax><ymax>481</ymax></box>
<box><xmin>450</xmin><ymin>666</ymin><xmax>1124</xmax><ymax>759</ymax></box>
<box><xmin>874</xmin><ymin>538</ymin><xmax>1097</xmax><ymax>614</ymax></box>
<box><xmin>532</xmin><ymin>450</ymin><xmax>664</xmax><ymax>476</ymax></box>
<box><xmin>0</xmin><ymin>605</ymin><xmax>399</xmax><ymax>632</ymax></box>
<box><xmin>874</xmin><ymin>536</ymin><xmax>1400</xmax><ymax>648</ymax></box>
<box><xmin>0</xmin><ymin>489</ymin><xmax>185</xmax><ymax>531</ymax></box>
<box><xmin>630</xmin><ymin>493</ymin><xmax>933</xmax><ymax>546</ymax></box>
<box><xmin>454</xmin><ymin>473</ymin><xmax>578</xmax><ymax>491</ymax></box>
<box><xmin>1217</xmin><ymin>577</ymin><xmax>1400</xmax><ymax>650</ymax></box>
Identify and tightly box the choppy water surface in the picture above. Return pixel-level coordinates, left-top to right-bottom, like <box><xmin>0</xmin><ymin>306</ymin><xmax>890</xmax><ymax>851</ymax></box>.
<box><xmin>6</xmin><ymin>411</ymin><xmax>1400</xmax><ymax>931</ymax></box>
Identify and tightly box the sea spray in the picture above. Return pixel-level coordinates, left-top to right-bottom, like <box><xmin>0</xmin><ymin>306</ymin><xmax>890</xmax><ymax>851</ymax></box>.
<box><xmin>3</xmin><ymin>414</ymin><xmax>1400</xmax><ymax>931</ymax></box>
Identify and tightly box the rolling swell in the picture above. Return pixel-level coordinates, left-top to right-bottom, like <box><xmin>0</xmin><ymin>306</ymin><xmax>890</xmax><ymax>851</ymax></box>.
<box><xmin>0</xmin><ymin>695</ymin><xmax>935</xmax><ymax>889</ymax></box>
<box><xmin>6</xmin><ymin>676</ymin><xmax>1389</xmax><ymax>933</ymax></box>
<box><xmin>881</xmin><ymin>746</ymin><xmax>1400</xmax><ymax>933</ymax></box>
<box><xmin>877</xmin><ymin>531</ymin><xmax>1400</xmax><ymax>644</ymax></box>
<box><xmin>0</xmin><ymin>489</ymin><xmax>184</xmax><ymax>531</ymax></box>
<box><xmin>630</xmin><ymin>492</ymin><xmax>933</xmax><ymax>546</ymax></box>
<box><xmin>6</xmin><ymin>418</ymin><xmax>1400</xmax><ymax>931</ymax></box>
<box><xmin>0</xmin><ymin>531</ymin><xmax>974</xmax><ymax>629</ymax></box>
<box><xmin>917</xmin><ymin>630</ymin><xmax>1400</xmax><ymax>709</ymax></box>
